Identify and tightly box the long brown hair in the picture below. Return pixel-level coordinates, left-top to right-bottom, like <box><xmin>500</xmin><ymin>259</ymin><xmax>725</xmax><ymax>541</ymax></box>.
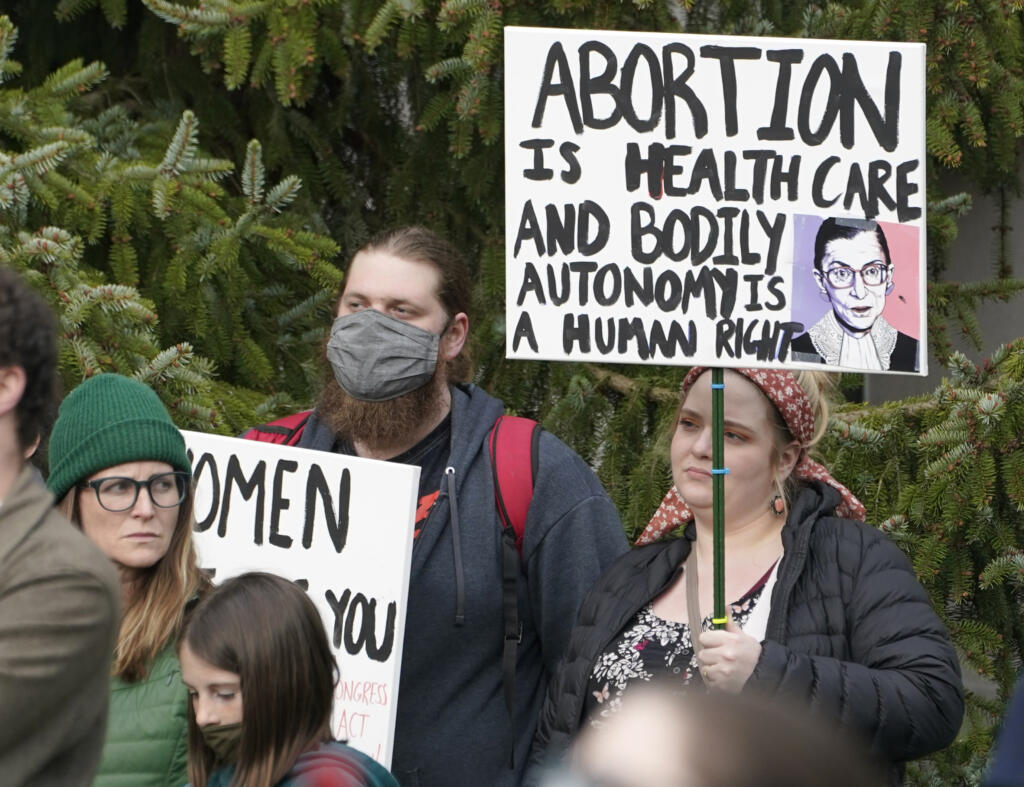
<box><xmin>181</xmin><ymin>572</ymin><xmax>336</xmax><ymax>787</ymax></box>
<box><xmin>59</xmin><ymin>483</ymin><xmax>209</xmax><ymax>681</ymax></box>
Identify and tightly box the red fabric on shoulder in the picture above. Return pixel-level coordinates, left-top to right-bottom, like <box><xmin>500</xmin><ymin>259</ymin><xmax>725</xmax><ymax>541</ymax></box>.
<box><xmin>243</xmin><ymin>411</ymin><xmax>312</xmax><ymax>446</ymax></box>
<box><xmin>489</xmin><ymin>415</ymin><xmax>538</xmax><ymax>555</ymax></box>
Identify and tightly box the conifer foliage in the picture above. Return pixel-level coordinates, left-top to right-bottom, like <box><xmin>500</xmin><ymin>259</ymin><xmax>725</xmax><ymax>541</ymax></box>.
<box><xmin>0</xmin><ymin>12</ymin><xmax>338</xmax><ymax>430</ymax></box>
<box><xmin>821</xmin><ymin>342</ymin><xmax>1024</xmax><ymax>784</ymax></box>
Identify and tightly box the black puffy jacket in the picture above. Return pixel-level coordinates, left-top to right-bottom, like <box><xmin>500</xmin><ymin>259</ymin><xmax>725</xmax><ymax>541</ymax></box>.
<box><xmin>529</xmin><ymin>483</ymin><xmax>964</xmax><ymax>784</ymax></box>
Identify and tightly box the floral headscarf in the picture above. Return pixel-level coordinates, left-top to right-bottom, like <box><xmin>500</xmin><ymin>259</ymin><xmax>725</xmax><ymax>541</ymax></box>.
<box><xmin>635</xmin><ymin>367</ymin><xmax>866</xmax><ymax>545</ymax></box>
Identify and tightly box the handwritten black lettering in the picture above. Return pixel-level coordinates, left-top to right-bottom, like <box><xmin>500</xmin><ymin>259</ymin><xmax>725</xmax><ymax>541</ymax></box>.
<box><xmin>512</xmin><ymin>311</ymin><xmax>538</xmax><ymax>353</ymax></box>
<box><xmin>757</xmin><ymin>50</ymin><xmax>804</xmax><ymax>141</ymax></box>
<box><xmin>190</xmin><ymin>451</ymin><xmax>220</xmax><ymax>532</ymax></box>
<box><xmin>219</xmin><ymin>456</ymin><xmax>266</xmax><ymax>542</ymax></box>
<box><xmin>326</xmin><ymin>588</ymin><xmax>397</xmax><ymax>662</ymax></box>
<box><xmin>269</xmin><ymin>459</ymin><xmax>298</xmax><ymax>549</ymax></box>
<box><xmin>303</xmin><ymin>465</ymin><xmax>349</xmax><ymax>553</ymax></box>
<box><xmin>520</xmin><ymin>139</ymin><xmax>554</xmax><ymax>180</ymax></box>
<box><xmin>715</xmin><ymin>318</ymin><xmax>803</xmax><ymax>361</ymax></box>
<box><xmin>513</xmin><ymin>200</ymin><xmax>610</xmax><ymax>257</ymax></box>
<box><xmin>563</xmin><ymin>314</ymin><xmax>698</xmax><ymax>360</ymax></box>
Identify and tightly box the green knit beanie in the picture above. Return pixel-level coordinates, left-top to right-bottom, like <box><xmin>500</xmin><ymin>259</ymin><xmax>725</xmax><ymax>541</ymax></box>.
<box><xmin>47</xmin><ymin>374</ymin><xmax>190</xmax><ymax>501</ymax></box>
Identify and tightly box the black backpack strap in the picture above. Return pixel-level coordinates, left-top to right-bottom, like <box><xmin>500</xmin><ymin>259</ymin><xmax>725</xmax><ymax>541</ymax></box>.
<box><xmin>488</xmin><ymin>415</ymin><xmax>540</xmax><ymax>768</ymax></box>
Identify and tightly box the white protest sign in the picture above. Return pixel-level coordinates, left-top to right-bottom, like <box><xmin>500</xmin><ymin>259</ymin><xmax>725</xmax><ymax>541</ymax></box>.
<box><xmin>182</xmin><ymin>431</ymin><xmax>419</xmax><ymax>767</ymax></box>
<box><xmin>505</xmin><ymin>27</ymin><xmax>927</xmax><ymax>375</ymax></box>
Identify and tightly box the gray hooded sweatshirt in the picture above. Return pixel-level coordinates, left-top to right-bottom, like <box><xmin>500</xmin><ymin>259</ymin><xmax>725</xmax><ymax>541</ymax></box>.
<box><xmin>299</xmin><ymin>383</ymin><xmax>628</xmax><ymax>787</ymax></box>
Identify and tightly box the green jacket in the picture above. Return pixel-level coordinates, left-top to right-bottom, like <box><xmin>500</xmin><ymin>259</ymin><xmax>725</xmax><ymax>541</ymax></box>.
<box><xmin>92</xmin><ymin>643</ymin><xmax>190</xmax><ymax>787</ymax></box>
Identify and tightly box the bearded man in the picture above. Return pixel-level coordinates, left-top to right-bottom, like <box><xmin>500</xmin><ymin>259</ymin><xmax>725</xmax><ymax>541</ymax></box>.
<box><xmin>244</xmin><ymin>226</ymin><xmax>628</xmax><ymax>787</ymax></box>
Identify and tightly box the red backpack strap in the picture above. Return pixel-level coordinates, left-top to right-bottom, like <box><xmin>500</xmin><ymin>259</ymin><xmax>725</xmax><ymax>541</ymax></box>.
<box><xmin>489</xmin><ymin>414</ymin><xmax>540</xmax><ymax>555</ymax></box>
<box><xmin>241</xmin><ymin>411</ymin><xmax>312</xmax><ymax>446</ymax></box>
<box><xmin>487</xmin><ymin>414</ymin><xmax>540</xmax><ymax>766</ymax></box>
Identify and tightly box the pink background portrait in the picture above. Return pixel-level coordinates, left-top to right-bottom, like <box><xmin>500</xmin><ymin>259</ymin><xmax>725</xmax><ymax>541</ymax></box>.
<box><xmin>791</xmin><ymin>214</ymin><xmax>921</xmax><ymax>340</ymax></box>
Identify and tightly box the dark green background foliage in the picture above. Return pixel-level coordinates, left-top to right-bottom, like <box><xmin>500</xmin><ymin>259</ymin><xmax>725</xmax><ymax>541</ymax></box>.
<box><xmin>3</xmin><ymin>1</ymin><xmax>1024</xmax><ymax>781</ymax></box>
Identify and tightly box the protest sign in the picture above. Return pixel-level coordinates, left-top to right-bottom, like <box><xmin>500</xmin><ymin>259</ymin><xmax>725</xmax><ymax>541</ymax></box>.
<box><xmin>505</xmin><ymin>27</ymin><xmax>927</xmax><ymax>374</ymax></box>
<box><xmin>182</xmin><ymin>431</ymin><xmax>419</xmax><ymax>767</ymax></box>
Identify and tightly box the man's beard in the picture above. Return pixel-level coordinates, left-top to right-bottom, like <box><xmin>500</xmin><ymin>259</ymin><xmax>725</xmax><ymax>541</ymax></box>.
<box><xmin>316</xmin><ymin>361</ymin><xmax>448</xmax><ymax>454</ymax></box>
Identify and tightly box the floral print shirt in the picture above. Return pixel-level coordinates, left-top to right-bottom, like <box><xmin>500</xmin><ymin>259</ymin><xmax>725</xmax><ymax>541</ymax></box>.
<box><xmin>584</xmin><ymin>562</ymin><xmax>776</xmax><ymax>727</ymax></box>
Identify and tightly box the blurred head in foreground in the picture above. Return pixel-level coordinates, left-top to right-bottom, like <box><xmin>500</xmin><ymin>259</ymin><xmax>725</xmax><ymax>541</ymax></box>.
<box><xmin>542</xmin><ymin>683</ymin><xmax>881</xmax><ymax>787</ymax></box>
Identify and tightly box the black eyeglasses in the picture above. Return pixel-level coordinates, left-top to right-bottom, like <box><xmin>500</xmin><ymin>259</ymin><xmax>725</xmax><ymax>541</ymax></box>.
<box><xmin>822</xmin><ymin>261</ymin><xmax>889</xmax><ymax>289</ymax></box>
<box><xmin>80</xmin><ymin>471</ymin><xmax>190</xmax><ymax>513</ymax></box>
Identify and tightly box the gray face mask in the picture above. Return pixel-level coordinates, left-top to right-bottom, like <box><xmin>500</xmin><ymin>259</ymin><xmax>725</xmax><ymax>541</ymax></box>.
<box><xmin>326</xmin><ymin>309</ymin><xmax>440</xmax><ymax>402</ymax></box>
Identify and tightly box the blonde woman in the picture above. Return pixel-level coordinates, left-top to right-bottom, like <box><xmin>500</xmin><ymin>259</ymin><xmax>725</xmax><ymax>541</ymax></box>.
<box><xmin>531</xmin><ymin>368</ymin><xmax>962</xmax><ymax>785</ymax></box>
<box><xmin>48</xmin><ymin>373</ymin><xmax>209</xmax><ymax>787</ymax></box>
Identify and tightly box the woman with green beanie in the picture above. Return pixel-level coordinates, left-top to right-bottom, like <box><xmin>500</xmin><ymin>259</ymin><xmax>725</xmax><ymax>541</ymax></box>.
<box><xmin>48</xmin><ymin>373</ymin><xmax>210</xmax><ymax>787</ymax></box>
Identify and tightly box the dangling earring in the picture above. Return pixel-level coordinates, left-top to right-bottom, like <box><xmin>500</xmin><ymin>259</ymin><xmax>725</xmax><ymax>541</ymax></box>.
<box><xmin>769</xmin><ymin>494</ymin><xmax>786</xmax><ymax>516</ymax></box>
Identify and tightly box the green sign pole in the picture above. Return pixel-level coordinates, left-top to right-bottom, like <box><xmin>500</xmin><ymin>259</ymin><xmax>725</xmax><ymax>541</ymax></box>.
<box><xmin>711</xmin><ymin>367</ymin><xmax>727</xmax><ymax>630</ymax></box>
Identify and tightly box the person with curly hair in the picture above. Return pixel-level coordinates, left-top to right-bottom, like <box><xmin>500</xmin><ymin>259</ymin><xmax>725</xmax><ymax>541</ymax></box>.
<box><xmin>0</xmin><ymin>267</ymin><xmax>119</xmax><ymax>785</ymax></box>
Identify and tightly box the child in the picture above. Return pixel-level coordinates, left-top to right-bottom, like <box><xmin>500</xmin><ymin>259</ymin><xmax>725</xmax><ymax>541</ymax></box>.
<box><xmin>179</xmin><ymin>572</ymin><xmax>399</xmax><ymax>787</ymax></box>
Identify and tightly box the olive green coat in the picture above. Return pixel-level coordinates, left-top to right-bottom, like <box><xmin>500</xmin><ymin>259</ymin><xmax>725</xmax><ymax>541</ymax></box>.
<box><xmin>93</xmin><ymin>642</ymin><xmax>191</xmax><ymax>787</ymax></box>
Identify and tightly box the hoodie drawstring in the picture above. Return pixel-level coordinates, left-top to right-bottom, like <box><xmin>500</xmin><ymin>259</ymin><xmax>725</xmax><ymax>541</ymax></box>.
<box><xmin>445</xmin><ymin>466</ymin><xmax>466</xmax><ymax>626</ymax></box>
